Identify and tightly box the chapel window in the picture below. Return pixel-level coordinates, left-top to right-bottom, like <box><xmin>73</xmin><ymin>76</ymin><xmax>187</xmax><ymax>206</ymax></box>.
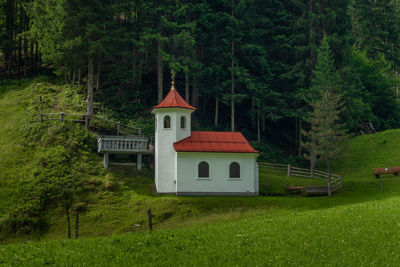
<box><xmin>198</xmin><ymin>161</ymin><xmax>209</xmax><ymax>178</ymax></box>
<box><xmin>181</xmin><ymin>116</ymin><xmax>186</xmax><ymax>129</ymax></box>
<box><xmin>164</xmin><ymin>115</ymin><xmax>171</xmax><ymax>129</ymax></box>
<box><xmin>229</xmin><ymin>162</ymin><xmax>240</xmax><ymax>178</ymax></box>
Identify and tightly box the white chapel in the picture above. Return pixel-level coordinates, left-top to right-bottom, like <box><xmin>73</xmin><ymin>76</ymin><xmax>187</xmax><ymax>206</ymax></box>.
<box><xmin>152</xmin><ymin>79</ymin><xmax>259</xmax><ymax>196</ymax></box>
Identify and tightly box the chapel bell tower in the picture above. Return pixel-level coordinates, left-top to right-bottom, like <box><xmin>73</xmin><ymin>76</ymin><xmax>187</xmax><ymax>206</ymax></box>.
<box><xmin>152</xmin><ymin>75</ymin><xmax>196</xmax><ymax>193</ymax></box>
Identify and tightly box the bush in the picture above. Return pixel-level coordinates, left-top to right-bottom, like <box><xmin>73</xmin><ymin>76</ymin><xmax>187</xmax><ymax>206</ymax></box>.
<box><xmin>251</xmin><ymin>141</ymin><xmax>284</xmax><ymax>162</ymax></box>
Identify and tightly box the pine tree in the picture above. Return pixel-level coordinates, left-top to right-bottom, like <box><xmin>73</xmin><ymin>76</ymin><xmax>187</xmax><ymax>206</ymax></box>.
<box><xmin>302</xmin><ymin>36</ymin><xmax>347</xmax><ymax>172</ymax></box>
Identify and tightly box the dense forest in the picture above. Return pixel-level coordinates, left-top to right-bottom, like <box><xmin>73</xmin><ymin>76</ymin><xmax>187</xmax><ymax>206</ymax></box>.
<box><xmin>2</xmin><ymin>0</ymin><xmax>400</xmax><ymax>162</ymax></box>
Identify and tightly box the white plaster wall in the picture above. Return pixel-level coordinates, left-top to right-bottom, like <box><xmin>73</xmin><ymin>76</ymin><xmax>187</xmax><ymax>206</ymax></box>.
<box><xmin>176</xmin><ymin>152</ymin><xmax>259</xmax><ymax>195</ymax></box>
<box><xmin>153</xmin><ymin>108</ymin><xmax>193</xmax><ymax>193</ymax></box>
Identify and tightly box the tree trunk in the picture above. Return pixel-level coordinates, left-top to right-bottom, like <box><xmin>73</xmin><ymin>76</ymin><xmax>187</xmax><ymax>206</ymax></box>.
<box><xmin>5</xmin><ymin>0</ymin><xmax>15</xmax><ymax>78</ymax></box>
<box><xmin>257</xmin><ymin>110</ymin><xmax>261</xmax><ymax>142</ymax></box>
<box><xmin>132</xmin><ymin>45</ymin><xmax>136</xmax><ymax>86</ymax></box>
<box><xmin>66</xmin><ymin>204</ymin><xmax>71</xmax><ymax>239</ymax></box>
<box><xmin>78</xmin><ymin>68</ymin><xmax>81</xmax><ymax>85</ymax></box>
<box><xmin>17</xmin><ymin>1</ymin><xmax>22</xmax><ymax>75</ymax></box>
<box><xmin>30</xmin><ymin>41</ymin><xmax>34</xmax><ymax>71</ymax></box>
<box><xmin>75</xmin><ymin>210</ymin><xmax>79</xmax><ymax>239</ymax></box>
<box><xmin>230</xmin><ymin>0</ymin><xmax>235</xmax><ymax>132</ymax></box>
<box><xmin>64</xmin><ymin>65</ymin><xmax>67</xmax><ymax>83</ymax></box>
<box><xmin>24</xmin><ymin>16</ymin><xmax>29</xmax><ymax>76</ymax></box>
<box><xmin>35</xmin><ymin>42</ymin><xmax>40</xmax><ymax>72</ymax></box>
<box><xmin>298</xmin><ymin>119</ymin><xmax>302</xmax><ymax>157</ymax></box>
<box><xmin>251</xmin><ymin>97</ymin><xmax>256</xmax><ymax>129</ymax></box>
<box><xmin>157</xmin><ymin>41</ymin><xmax>163</xmax><ymax>103</ymax></box>
<box><xmin>8</xmin><ymin>54</ymin><xmax>13</xmax><ymax>78</ymax></box>
<box><xmin>185</xmin><ymin>71</ymin><xmax>190</xmax><ymax>103</ymax></box>
<box><xmin>192</xmin><ymin>78</ymin><xmax>198</xmax><ymax>107</ymax></box>
<box><xmin>72</xmin><ymin>66</ymin><xmax>76</xmax><ymax>84</ymax></box>
<box><xmin>214</xmin><ymin>96</ymin><xmax>219</xmax><ymax>127</ymax></box>
<box><xmin>87</xmin><ymin>56</ymin><xmax>94</xmax><ymax>117</ymax></box>
<box><xmin>23</xmin><ymin>36</ymin><xmax>27</xmax><ymax>77</ymax></box>
<box><xmin>310</xmin><ymin>133</ymin><xmax>316</xmax><ymax>176</ymax></box>
<box><xmin>96</xmin><ymin>53</ymin><xmax>101</xmax><ymax>91</ymax></box>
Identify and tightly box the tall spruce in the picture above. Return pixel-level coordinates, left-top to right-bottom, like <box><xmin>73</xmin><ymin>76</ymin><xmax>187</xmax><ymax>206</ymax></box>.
<box><xmin>302</xmin><ymin>36</ymin><xmax>347</xmax><ymax>172</ymax></box>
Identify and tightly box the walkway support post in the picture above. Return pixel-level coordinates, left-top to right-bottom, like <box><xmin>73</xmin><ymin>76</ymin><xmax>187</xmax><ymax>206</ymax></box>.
<box><xmin>104</xmin><ymin>152</ymin><xmax>109</xmax><ymax>168</ymax></box>
<box><xmin>137</xmin><ymin>153</ymin><xmax>142</xmax><ymax>171</ymax></box>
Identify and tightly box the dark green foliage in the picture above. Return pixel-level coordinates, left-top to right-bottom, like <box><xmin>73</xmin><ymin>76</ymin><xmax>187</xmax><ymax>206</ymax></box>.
<box><xmin>341</xmin><ymin>50</ymin><xmax>400</xmax><ymax>132</ymax></box>
<box><xmin>352</xmin><ymin>0</ymin><xmax>400</xmax><ymax>67</ymax></box>
<box><xmin>2</xmin><ymin>1</ymin><xmax>400</xmax><ymax>165</ymax></box>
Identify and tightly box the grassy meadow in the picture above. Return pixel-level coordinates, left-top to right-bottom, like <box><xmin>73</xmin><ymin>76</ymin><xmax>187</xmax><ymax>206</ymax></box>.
<box><xmin>1</xmin><ymin>77</ymin><xmax>400</xmax><ymax>265</ymax></box>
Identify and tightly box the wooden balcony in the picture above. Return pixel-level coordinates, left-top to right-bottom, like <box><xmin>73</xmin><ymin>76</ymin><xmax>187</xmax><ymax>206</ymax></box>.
<box><xmin>97</xmin><ymin>135</ymin><xmax>154</xmax><ymax>154</ymax></box>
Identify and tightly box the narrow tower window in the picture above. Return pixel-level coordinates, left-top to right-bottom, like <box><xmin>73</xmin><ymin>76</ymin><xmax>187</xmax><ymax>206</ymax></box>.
<box><xmin>198</xmin><ymin>161</ymin><xmax>209</xmax><ymax>178</ymax></box>
<box><xmin>164</xmin><ymin>115</ymin><xmax>171</xmax><ymax>128</ymax></box>
<box><xmin>181</xmin><ymin>116</ymin><xmax>186</xmax><ymax>129</ymax></box>
<box><xmin>229</xmin><ymin>162</ymin><xmax>240</xmax><ymax>178</ymax></box>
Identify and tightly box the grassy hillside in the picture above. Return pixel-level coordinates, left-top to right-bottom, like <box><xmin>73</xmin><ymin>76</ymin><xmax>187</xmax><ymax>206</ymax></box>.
<box><xmin>335</xmin><ymin>129</ymin><xmax>400</xmax><ymax>178</ymax></box>
<box><xmin>3</xmin><ymin>195</ymin><xmax>400</xmax><ymax>266</ymax></box>
<box><xmin>2</xmin><ymin>77</ymin><xmax>400</xmax><ymax>265</ymax></box>
<box><xmin>0</xmin><ymin>77</ymin><xmax>342</xmax><ymax>243</ymax></box>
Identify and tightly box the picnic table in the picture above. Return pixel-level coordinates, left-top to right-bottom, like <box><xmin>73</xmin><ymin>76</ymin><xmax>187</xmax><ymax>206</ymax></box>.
<box><xmin>374</xmin><ymin>166</ymin><xmax>400</xmax><ymax>178</ymax></box>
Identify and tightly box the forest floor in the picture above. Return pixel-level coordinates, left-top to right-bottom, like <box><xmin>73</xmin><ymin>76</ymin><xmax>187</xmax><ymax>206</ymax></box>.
<box><xmin>1</xmin><ymin>76</ymin><xmax>400</xmax><ymax>265</ymax></box>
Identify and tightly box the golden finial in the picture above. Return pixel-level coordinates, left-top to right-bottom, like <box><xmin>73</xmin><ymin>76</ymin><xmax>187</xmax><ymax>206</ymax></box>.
<box><xmin>171</xmin><ymin>73</ymin><xmax>176</xmax><ymax>91</ymax></box>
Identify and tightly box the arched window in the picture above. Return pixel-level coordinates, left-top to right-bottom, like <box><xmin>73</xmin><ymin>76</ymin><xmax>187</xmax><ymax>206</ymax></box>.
<box><xmin>164</xmin><ymin>115</ymin><xmax>171</xmax><ymax>128</ymax></box>
<box><xmin>181</xmin><ymin>116</ymin><xmax>186</xmax><ymax>129</ymax></box>
<box><xmin>229</xmin><ymin>162</ymin><xmax>240</xmax><ymax>178</ymax></box>
<box><xmin>198</xmin><ymin>161</ymin><xmax>209</xmax><ymax>178</ymax></box>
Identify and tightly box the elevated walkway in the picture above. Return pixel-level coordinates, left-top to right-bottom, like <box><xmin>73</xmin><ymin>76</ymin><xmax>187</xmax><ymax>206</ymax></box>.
<box><xmin>97</xmin><ymin>135</ymin><xmax>154</xmax><ymax>170</ymax></box>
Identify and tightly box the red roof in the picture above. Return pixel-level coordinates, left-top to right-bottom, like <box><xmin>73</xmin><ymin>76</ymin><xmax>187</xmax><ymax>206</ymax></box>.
<box><xmin>174</xmin><ymin>131</ymin><xmax>258</xmax><ymax>153</ymax></box>
<box><xmin>154</xmin><ymin>87</ymin><xmax>196</xmax><ymax>110</ymax></box>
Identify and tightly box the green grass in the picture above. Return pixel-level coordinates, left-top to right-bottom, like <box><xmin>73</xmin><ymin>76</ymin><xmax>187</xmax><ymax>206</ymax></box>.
<box><xmin>2</xmin><ymin>76</ymin><xmax>400</xmax><ymax>265</ymax></box>
<box><xmin>3</xmin><ymin>195</ymin><xmax>400</xmax><ymax>266</ymax></box>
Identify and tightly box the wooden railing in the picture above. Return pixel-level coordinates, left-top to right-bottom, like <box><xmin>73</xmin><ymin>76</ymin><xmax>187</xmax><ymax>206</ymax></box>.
<box><xmin>39</xmin><ymin>113</ymin><xmax>145</xmax><ymax>137</ymax></box>
<box><xmin>40</xmin><ymin>112</ymin><xmax>89</xmax><ymax>128</ymax></box>
<box><xmin>97</xmin><ymin>135</ymin><xmax>154</xmax><ymax>153</ymax></box>
<box><xmin>258</xmin><ymin>162</ymin><xmax>343</xmax><ymax>195</ymax></box>
<box><xmin>116</xmin><ymin>122</ymin><xmax>142</xmax><ymax>136</ymax></box>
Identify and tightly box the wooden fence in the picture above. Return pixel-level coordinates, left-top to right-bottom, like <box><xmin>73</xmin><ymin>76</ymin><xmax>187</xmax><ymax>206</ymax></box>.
<box><xmin>116</xmin><ymin>122</ymin><xmax>142</xmax><ymax>136</ymax></box>
<box><xmin>40</xmin><ymin>112</ymin><xmax>89</xmax><ymax>128</ymax></box>
<box><xmin>258</xmin><ymin>162</ymin><xmax>343</xmax><ymax>195</ymax></box>
<box><xmin>39</xmin><ymin>113</ymin><xmax>144</xmax><ymax>137</ymax></box>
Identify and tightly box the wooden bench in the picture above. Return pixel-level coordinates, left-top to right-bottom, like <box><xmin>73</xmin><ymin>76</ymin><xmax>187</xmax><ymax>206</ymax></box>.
<box><xmin>374</xmin><ymin>166</ymin><xmax>400</xmax><ymax>178</ymax></box>
<box><xmin>305</xmin><ymin>186</ymin><xmax>329</xmax><ymax>195</ymax></box>
<box><xmin>285</xmin><ymin>186</ymin><xmax>304</xmax><ymax>194</ymax></box>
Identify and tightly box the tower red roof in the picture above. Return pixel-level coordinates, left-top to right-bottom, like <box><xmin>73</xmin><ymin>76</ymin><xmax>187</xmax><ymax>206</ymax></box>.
<box><xmin>154</xmin><ymin>83</ymin><xmax>196</xmax><ymax>110</ymax></box>
<box><xmin>174</xmin><ymin>131</ymin><xmax>258</xmax><ymax>153</ymax></box>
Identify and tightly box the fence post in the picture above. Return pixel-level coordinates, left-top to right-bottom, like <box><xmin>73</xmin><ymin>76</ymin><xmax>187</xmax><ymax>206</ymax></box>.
<box><xmin>147</xmin><ymin>209</ymin><xmax>153</xmax><ymax>231</ymax></box>
<box><xmin>328</xmin><ymin>171</ymin><xmax>332</xmax><ymax>196</ymax></box>
<box><xmin>116</xmin><ymin>122</ymin><xmax>120</xmax><ymax>135</ymax></box>
<box><xmin>287</xmin><ymin>164</ymin><xmax>291</xmax><ymax>177</ymax></box>
<box><xmin>75</xmin><ymin>209</ymin><xmax>79</xmax><ymax>239</ymax></box>
<box><xmin>85</xmin><ymin>114</ymin><xmax>89</xmax><ymax>129</ymax></box>
<box><xmin>60</xmin><ymin>112</ymin><xmax>64</xmax><ymax>122</ymax></box>
<box><xmin>138</xmin><ymin>128</ymin><xmax>142</xmax><ymax>136</ymax></box>
<box><xmin>40</xmin><ymin>113</ymin><xmax>43</xmax><ymax>123</ymax></box>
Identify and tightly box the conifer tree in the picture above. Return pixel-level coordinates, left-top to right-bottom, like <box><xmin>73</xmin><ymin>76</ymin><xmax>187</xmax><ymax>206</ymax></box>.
<box><xmin>302</xmin><ymin>36</ymin><xmax>347</xmax><ymax>172</ymax></box>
